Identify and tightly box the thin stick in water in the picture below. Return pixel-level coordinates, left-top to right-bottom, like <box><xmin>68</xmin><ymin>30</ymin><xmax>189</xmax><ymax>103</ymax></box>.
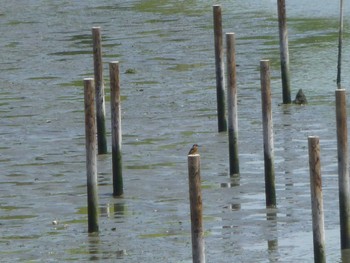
<box><xmin>337</xmin><ymin>0</ymin><xmax>344</xmax><ymax>88</ymax></box>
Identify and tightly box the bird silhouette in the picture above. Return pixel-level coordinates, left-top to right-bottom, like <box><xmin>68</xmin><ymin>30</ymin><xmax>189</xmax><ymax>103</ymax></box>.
<box><xmin>188</xmin><ymin>144</ymin><xmax>199</xmax><ymax>155</ymax></box>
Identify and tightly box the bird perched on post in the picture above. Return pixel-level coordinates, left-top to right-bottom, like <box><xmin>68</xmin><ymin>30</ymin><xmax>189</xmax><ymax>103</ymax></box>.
<box><xmin>188</xmin><ymin>144</ymin><xmax>199</xmax><ymax>155</ymax></box>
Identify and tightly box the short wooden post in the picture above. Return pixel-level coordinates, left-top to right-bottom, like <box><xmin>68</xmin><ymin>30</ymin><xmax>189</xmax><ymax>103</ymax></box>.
<box><xmin>308</xmin><ymin>136</ymin><xmax>326</xmax><ymax>263</ymax></box>
<box><xmin>92</xmin><ymin>27</ymin><xmax>107</xmax><ymax>154</ymax></box>
<box><xmin>188</xmin><ymin>154</ymin><xmax>205</xmax><ymax>263</ymax></box>
<box><xmin>109</xmin><ymin>61</ymin><xmax>123</xmax><ymax>197</ymax></box>
<box><xmin>226</xmin><ymin>33</ymin><xmax>239</xmax><ymax>176</ymax></box>
<box><xmin>260</xmin><ymin>60</ymin><xmax>276</xmax><ymax>208</ymax></box>
<box><xmin>335</xmin><ymin>89</ymin><xmax>350</xmax><ymax>249</ymax></box>
<box><xmin>213</xmin><ymin>5</ymin><xmax>227</xmax><ymax>132</ymax></box>
<box><xmin>277</xmin><ymin>0</ymin><xmax>292</xmax><ymax>104</ymax></box>
<box><xmin>84</xmin><ymin>78</ymin><xmax>99</xmax><ymax>233</ymax></box>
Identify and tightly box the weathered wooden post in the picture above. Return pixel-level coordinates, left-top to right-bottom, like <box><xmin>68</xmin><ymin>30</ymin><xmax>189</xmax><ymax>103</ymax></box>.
<box><xmin>84</xmin><ymin>78</ymin><xmax>99</xmax><ymax>233</ymax></box>
<box><xmin>337</xmin><ymin>0</ymin><xmax>344</xmax><ymax>88</ymax></box>
<box><xmin>335</xmin><ymin>89</ymin><xmax>350</xmax><ymax>249</ymax></box>
<box><xmin>109</xmin><ymin>61</ymin><xmax>123</xmax><ymax>197</ymax></box>
<box><xmin>92</xmin><ymin>27</ymin><xmax>108</xmax><ymax>154</ymax></box>
<box><xmin>213</xmin><ymin>5</ymin><xmax>227</xmax><ymax>132</ymax></box>
<box><xmin>308</xmin><ymin>136</ymin><xmax>326</xmax><ymax>263</ymax></box>
<box><xmin>188</xmin><ymin>153</ymin><xmax>205</xmax><ymax>263</ymax></box>
<box><xmin>277</xmin><ymin>0</ymin><xmax>291</xmax><ymax>104</ymax></box>
<box><xmin>260</xmin><ymin>60</ymin><xmax>276</xmax><ymax>208</ymax></box>
<box><xmin>226</xmin><ymin>33</ymin><xmax>239</xmax><ymax>176</ymax></box>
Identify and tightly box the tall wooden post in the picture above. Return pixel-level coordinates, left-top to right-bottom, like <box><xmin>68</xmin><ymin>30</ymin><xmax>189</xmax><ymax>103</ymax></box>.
<box><xmin>308</xmin><ymin>136</ymin><xmax>326</xmax><ymax>263</ymax></box>
<box><xmin>213</xmin><ymin>5</ymin><xmax>227</xmax><ymax>132</ymax></box>
<box><xmin>277</xmin><ymin>0</ymin><xmax>292</xmax><ymax>104</ymax></box>
<box><xmin>92</xmin><ymin>27</ymin><xmax>108</xmax><ymax>154</ymax></box>
<box><xmin>335</xmin><ymin>89</ymin><xmax>350</xmax><ymax>249</ymax></box>
<box><xmin>226</xmin><ymin>33</ymin><xmax>239</xmax><ymax>176</ymax></box>
<box><xmin>109</xmin><ymin>61</ymin><xmax>123</xmax><ymax>197</ymax></box>
<box><xmin>188</xmin><ymin>154</ymin><xmax>205</xmax><ymax>263</ymax></box>
<box><xmin>260</xmin><ymin>60</ymin><xmax>276</xmax><ymax>208</ymax></box>
<box><xmin>84</xmin><ymin>78</ymin><xmax>99</xmax><ymax>233</ymax></box>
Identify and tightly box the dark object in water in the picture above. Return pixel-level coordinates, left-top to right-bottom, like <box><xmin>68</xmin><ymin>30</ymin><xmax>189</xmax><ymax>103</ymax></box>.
<box><xmin>293</xmin><ymin>89</ymin><xmax>307</xmax><ymax>104</ymax></box>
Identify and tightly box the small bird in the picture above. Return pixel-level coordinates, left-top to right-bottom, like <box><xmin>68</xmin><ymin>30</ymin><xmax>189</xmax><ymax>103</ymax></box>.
<box><xmin>188</xmin><ymin>144</ymin><xmax>199</xmax><ymax>155</ymax></box>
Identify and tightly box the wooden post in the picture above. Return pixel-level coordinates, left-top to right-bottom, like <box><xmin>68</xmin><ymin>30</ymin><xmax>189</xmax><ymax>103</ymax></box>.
<box><xmin>335</xmin><ymin>89</ymin><xmax>350</xmax><ymax>249</ymax></box>
<box><xmin>84</xmin><ymin>78</ymin><xmax>99</xmax><ymax>233</ymax></box>
<box><xmin>213</xmin><ymin>5</ymin><xmax>227</xmax><ymax>132</ymax></box>
<box><xmin>260</xmin><ymin>60</ymin><xmax>276</xmax><ymax>208</ymax></box>
<box><xmin>337</xmin><ymin>0</ymin><xmax>344</xmax><ymax>89</ymax></box>
<box><xmin>308</xmin><ymin>136</ymin><xmax>326</xmax><ymax>263</ymax></box>
<box><xmin>226</xmin><ymin>33</ymin><xmax>239</xmax><ymax>176</ymax></box>
<box><xmin>109</xmin><ymin>61</ymin><xmax>123</xmax><ymax>197</ymax></box>
<box><xmin>188</xmin><ymin>154</ymin><xmax>205</xmax><ymax>263</ymax></box>
<box><xmin>277</xmin><ymin>0</ymin><xmax>292</xmax><ymax>104</ymax></box>
<box><xmin>92</xmin><ymin>27</ymin><xmax>108</xmax><ymax>154</ymax></box>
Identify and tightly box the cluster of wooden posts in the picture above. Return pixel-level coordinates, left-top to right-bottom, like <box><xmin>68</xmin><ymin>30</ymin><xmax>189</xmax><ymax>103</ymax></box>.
<box><xmin>84</xmin><ymin>27</ymin><xmax>123</xmax><ymax>233</ymax></box>
<box><xmin>187</xmin><ymin>3</ymin><xmax>347</xmax><ymax>263</ymax></box>
<box><xmin>83</xmin><ymin>1</ymin><xmax>347</xmax><ymax>262</ymax></box>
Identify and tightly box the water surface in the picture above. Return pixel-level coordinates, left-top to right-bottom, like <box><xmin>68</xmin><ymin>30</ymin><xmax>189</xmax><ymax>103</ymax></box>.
<box><xmin>0</xmin><ymin>0</ymin><xmax>349</xmax><ymax>262</ymax></box>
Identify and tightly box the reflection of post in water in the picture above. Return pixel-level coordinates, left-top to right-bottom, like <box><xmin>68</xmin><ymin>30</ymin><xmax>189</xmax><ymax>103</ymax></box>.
<box><xmin>266</xmin><ymin>210</ymin><xmax>278</xmax><ymax>258</ymax></box>
<box><xmin>88</xmin><ymin>233</ymin><xmax>100</xmax><ymax>261</ymax></box>
<box><xmin>100</xmin><ymin>201</ymin><xmax>127</xmax><ymax>219</ymax></box>
<box><xmin>220</xmin><ymin>174</ymin><xmax>240</xmax><ymax>188</ymax></box>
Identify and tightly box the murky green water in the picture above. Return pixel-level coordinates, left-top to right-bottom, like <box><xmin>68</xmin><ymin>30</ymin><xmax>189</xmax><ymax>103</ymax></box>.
<box><xmin>1</xmin><ymin>0</ymin><xmax>350</xmax><ymax>262</ymax></box>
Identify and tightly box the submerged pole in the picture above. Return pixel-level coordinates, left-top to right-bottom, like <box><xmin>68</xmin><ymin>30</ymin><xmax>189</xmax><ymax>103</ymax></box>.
<box><xmin>337</xmin><ymin>0</ymin><xmax>344</xmax><ymax>89</ymax></box>
<box><xmin>188</xmin><ymin>153</ymin><xmax>206</xmax><ymax>263</ymax></box>
<box><xmin>213</xmin><ymin>5</ymin><xmax>227</xmax><ymax>132</ymax></box>
<box><xmin>109</xmin><ymin>61</ymin><xmax>123</xmax><ymax>197</ymax></box>
<box><xmin>260</xmin><ymin>60</ymin><xmax>276</xmax><ymax>208</ymax></box>
<box><xmin>335</xmin><ymin>89</ymin><xmax>350</xmax><ymax>249</ymax></box>
<box><xmin>277</xmin><ymin>0</ymin><xmax>292</xmax><ymax>104</ymax></box>
<box><xmin>84</xmin><ymin>78</ymin><xmax>99</xmax><ymax>233</ymax></box>
<box><xmin>226</xmin><ymin>33</ymin><xmax>239</xmax><ymax>176</ymax></box>
<box><xmin>92</xmin><ymin>27</ymin><xmax>108</xmax><ymax>154</ymax></box>
<box><xmin>308</xmin><ymin>136</ymin><xmax>326</xmax><ymax>263</ymax></box>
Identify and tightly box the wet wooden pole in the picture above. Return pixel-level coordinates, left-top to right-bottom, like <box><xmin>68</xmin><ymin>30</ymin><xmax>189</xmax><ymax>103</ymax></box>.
<box><xmin>277</xmin><ymin>0</ymin><xmax>291</xmax><ymax>104</ymax></box>
<box><xmin>109</xmin><ymin>61</ymin><xmax>123</xmax><ymax>197</ymax></box>
<box><xmin>188</xmin><ymin>154</ymin><xmax>205</xmax><ymax>263</ymax></box>
<box><xmin>213</xmin><ymin>5</ymin><xmax>227</xmax><ymax>132</ymax></box>
<box><xmin>92</xmin><ymin>27</ymin><xmax>108</xmax><ymax>154</ymax></box>
<box><xmin>308</xmin><ymin>136</ymin><xmax>326</xmax><ymax>263</ymax></box>
<box><xmin>226</xmin><ymin>33</ymin><xmax>239</xmax><ymax>176</ymax></box>
<box><xmin>335</xmin><ymin>89</ymin><xmax>350</xmax><ymax>249</ymax></box>
<box><xmin>337</xmin><ymin>0</ymin><xmax>344</xmax><ymax>89</ymax></box>
<box><xmin>84</xmin><ymin>78</ymin><xmax>99</xmax><ymax>233</ymax></box>
<box><xmin>260</xmin><ymin>60</ymin><xmax>276</xmax><ymax>208</ymax></box>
